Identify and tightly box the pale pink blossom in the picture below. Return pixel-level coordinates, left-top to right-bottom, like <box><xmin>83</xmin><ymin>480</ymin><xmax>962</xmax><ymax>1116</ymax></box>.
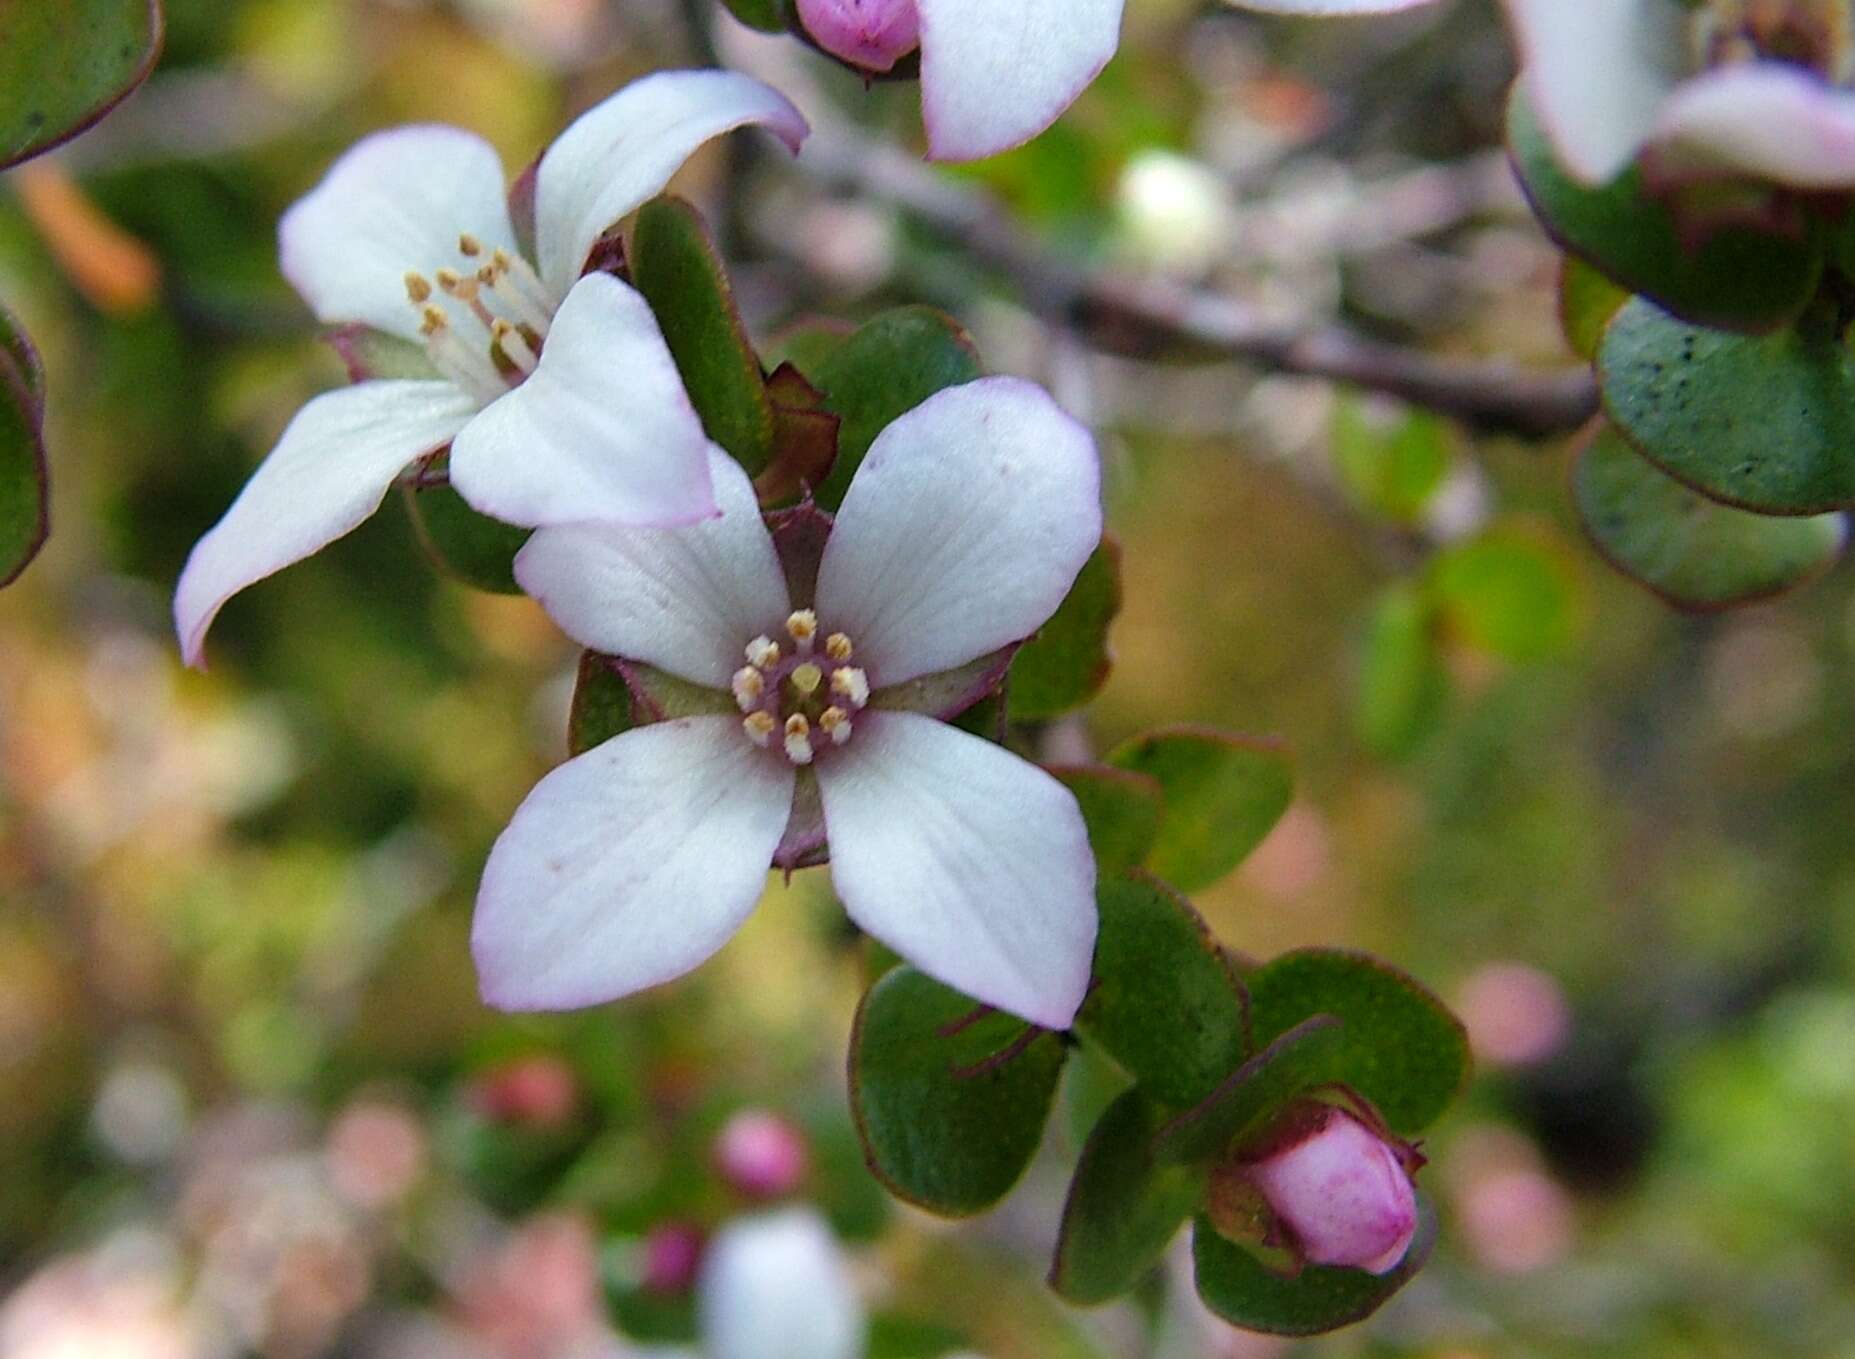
<box><xmin>1243</xmin><ymin>1105</ymin><xmax>1419</xmax><ymax>1275</ymax></box>
<box><xmin>713</xmin><ymin>1110</ymin><xmax>809</xmax><ymax>1199</ymax></box>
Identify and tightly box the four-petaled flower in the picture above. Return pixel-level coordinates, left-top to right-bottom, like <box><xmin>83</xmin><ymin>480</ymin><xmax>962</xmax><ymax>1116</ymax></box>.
<box><xmin>174</xmin><ymin>70</ymin><xmax>808</xmax><ymax>666</ymax></box>
<box><xmin>473</xmin><ymin>377</ymin><xmax>1102</xmax><ymax>1029</ymax></box>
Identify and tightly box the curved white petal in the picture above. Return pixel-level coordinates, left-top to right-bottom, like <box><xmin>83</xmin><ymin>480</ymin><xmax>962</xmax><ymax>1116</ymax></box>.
<box><xmin>279</xmin><ymin>125</ymin><xmax>518</xmax><ymax>341</ymax></box>
<box><xmin>818</xmin><ymin>712</ymin><xmax>1096</xmax><ymax>1029</ymax></box>
<box><xmin>1502</xmin><ymin>0</ymin><xmax>1686</xmax><ymax>186</ymax></box>
<box><xmin>1649</xmin><ymin>64</ymin><xmax>1855</xmax><ymax>190</ymax></box>
<box><xmin>174</xmin><ymin>380</ymin><xmax>476</xmax><ymax>667</ymax></box>
<box><xmin>918</xmin><ymin>0</ymin><xmax>1123</xmax><ymax>162</ymax></box>
<box><xmin>449</xmin><ymin>273</ymin><xmax>718</xmax><ymax>530</ymax></box>
<box><xmin>814</xmin><ymin>377</ymin><xmax>1100</xmax><ymax>688</ymax></box>
<box><xmin>473</xmin><ymin>717</ymin><xmax>793</xmax><ymax>1011</ymax></box>
<box><xmin>535</xmin><ymin>70</ymin><xmax>809</xmax><ymax>298</ymax></box>
<box><xmin>699</xmin><ymin>1209</ymin><xmax>864</xmax><ymax>1359</ymax></box>
<box><xmin>515</xmin><ymin>450</ymin><xmax>789</xmax><ymax>689</ymax></box>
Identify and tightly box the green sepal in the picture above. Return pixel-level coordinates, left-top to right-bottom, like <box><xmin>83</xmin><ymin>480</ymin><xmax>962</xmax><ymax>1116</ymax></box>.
<box><xmin>401</xmin><ymin>483</ymin><xmax>531</xmax><ymax>594</ymax></box>
<box><xmin>0</xmin><ymin>0</ymin><xmax>163</xmax><ymax>170</ymax></box>
<box><xmin>567</xmin><ymin>651</ymin><xmax>635</xmax><ymax>756</ymax></box>
<box><xmin>1047</xmin><ymin>764</ymin><xmax>1164</xmax><ymax>875</ymax></box>
<box><xmin>1106</xmin><ymin>728</ymin><xmax>1293</xmax><ymax>892</ymax></box>
<box><xmin>1009</xmin><ymin>538</ymin><xmax>1122</xmax><ymax>720</ymax></box>
<box><xmin>0</xmin><ymin>306</ymin><xmax>49</xmax><ymax>587</ymax></box>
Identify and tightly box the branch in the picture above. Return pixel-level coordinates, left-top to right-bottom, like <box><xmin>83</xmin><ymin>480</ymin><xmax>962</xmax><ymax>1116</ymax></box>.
<box><xmin>793</xmin><ymin>129</ymin><xmax>1597</xmax><ymax>439</ymax></box>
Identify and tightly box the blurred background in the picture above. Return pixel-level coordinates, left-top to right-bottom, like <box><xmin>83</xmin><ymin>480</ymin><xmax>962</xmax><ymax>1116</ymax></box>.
<box><xmin>5</xmin><ymin>0</ymin><xmax>1855</xmax><ymax>1354</ymax></box>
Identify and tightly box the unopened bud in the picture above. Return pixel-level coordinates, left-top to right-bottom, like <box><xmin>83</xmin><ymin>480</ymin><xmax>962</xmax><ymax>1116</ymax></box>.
<box><xmin>795</xmin><ymin>0</ymin><xmax>920</xmax><ymax>74</ymax></box>
<box><xmin>641</xmin><ymin>1220</ymin><xmax>706</xmax><ymax>1294</ymax></box>
<box><xmin>714</xmin><ymin>1109</ymin><xmax>809</xmax><ymax>1199</ymax></box>
<box><xmin>1240</xmin><ymin>1103</ymin><xmax>1419</xmax><ymax>1275</ymax></box>
<box><xmin>465</xmin><ymin>1055</ymin><xmax>578</xmax><ymax>1129</ymax></box>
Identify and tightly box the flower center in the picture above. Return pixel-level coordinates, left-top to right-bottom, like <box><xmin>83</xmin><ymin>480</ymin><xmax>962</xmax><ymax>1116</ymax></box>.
<box><xmin>732</xmin><ymin>610</ymin><xmax>870</xmax><ymax>765</ymax></box>
<box><xmin>405</xmin><ymin>234</ymin><xmax>557</xmax><ymax>405</ymax></box>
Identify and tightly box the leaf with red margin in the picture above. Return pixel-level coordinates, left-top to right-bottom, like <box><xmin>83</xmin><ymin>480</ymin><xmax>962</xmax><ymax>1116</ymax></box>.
<box><xmin>0</xmin><ymin>0</ymin><xmax>164</xmax><ymax>170</ymax></box>
<box><xmin>0</xmin><ymin>306</ymin><xmax>50</xmax><ymax>587</ymax></box>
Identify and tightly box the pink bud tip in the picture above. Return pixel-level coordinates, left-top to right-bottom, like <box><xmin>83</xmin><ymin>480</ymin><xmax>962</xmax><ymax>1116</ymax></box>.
<box><xmin>641</xmin><ymin>1221</ymin><xmax>706</xmax><ymax>1295</ymax></box>
<box><xmin>465</xmin><ymin>1056</ymin><xmax>579</xmax><ymax>1129</ymax></box>
<box><xmin>713</xmin><ymin>1110</ymin><xmax>809</xmax><ymax>1199</ymax></box>
<box><xmin>1245</xmin><ymin>1106</ymin><xmax>1419</xmax><ymax>1275</ymax></box>
<box><xmin>795</xmin><ymin>0</ymin><xmax>920</xmax><ymax>74</ymax></box>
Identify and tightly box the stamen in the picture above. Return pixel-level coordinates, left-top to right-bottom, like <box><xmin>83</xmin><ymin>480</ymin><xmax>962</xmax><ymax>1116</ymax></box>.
<box><xmin>458</xmin><ymin>233</ymin><xmax>483</xmax><ymax>258</ymax></box>
<box><xmin>784</xmin><ymin>714</ymin><xmax>815</xmax><ymax>766</ymax></box>
<box><xmin>743</xmin><ymin>711</ymin><xmax>777</xmax><ymax>748</ymax></box>
<box><xmin>786</xmin><ymin>610</ymin><xmax>818</xmax><ymax>654</ymax></box>
<box><xmin>492</xmin><ymin>247</ymin><xmax>558</xmax><ymax>328</ymax></box>
<box><xmin>419</xmin><ymin>304</ymin><xmax>508</xmax><ymax>404</ymax></box>
<box><xmin>825</xmin><ymin>633</ymin><xmax>853</xmax><ymax>662</ymax></box>
<box><xmin>490</xmin><ymin>319</ymin><xmax>539</xmax><ymax>376</ymax></box>
<box><xmin>819</xmin><ymin>706</ymin><xmax>852</xmax><ymax>746</ymax></box>
<box><xmin>746</xmin><ymin>636</ymin><xmax>781</xmax><ymax>669</ymax></box>
<box><xmin>732</xmin><ymin>666</ymin><xmax>766</xmax><ymax>713</ymax></box>
<box><xmin>478</xmin><ymin>256</ymin><xmax>555</xmax><ymax>334</ymax></box>
<box><xmin>790</xmin><ymin>663</ymin><xmax>823</xmax><ymax>697</ymax></box>
<box><xmin>830</xmin><ymin>667</ymin><xmax>870</xmax><ymax>710</ymax></box>
<box><xmin>405</xmin><ymin>272</ymin><xmax>433</xmax><ymax>304</ymax></box>
<box><xmin>418</xmin><ymin>304</ymin><xmax>448</xmax><ymax>337</ymax></box>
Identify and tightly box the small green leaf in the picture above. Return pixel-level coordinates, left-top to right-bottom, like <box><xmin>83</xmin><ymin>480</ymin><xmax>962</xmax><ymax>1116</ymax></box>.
<box><xmin>1507</xmin><ymin>87</ymin><xmax>1822</xmax><ymax>333</ymax></box>
<box><xmin>1048</xmin><ymin>764</ymin><xmax>1163</xmax><ymax>875</ymax></box>
<box><xmin>1151</xmin><ymin>1017</ymin><xmax>1347</xmax><ymax>1166</ymax></box>
<box><xmin>568</xmin><ymin>652</ymin><xmax>634</xmax><ymax>755</ymax></box>
<box><xmin>848</xmin><ymin>966</ymin><xmax>1066</xmax><ymax>1216</ymax></box>
<box><xmin>759</xmin><ymin>317</ymin><xmax>855</xmax><ymax>376</ymax></box>
<box><xmin>1189</xmin><ymin>1197</ymin><xmax>1437</xmax><ymax>1336</ymax></box>
<box><xmin>1074</xmin><ymin>873</ymin><xmax>1248</xmax><ymax>1108</ymax></box>
<box><xmin>1428</xmin><ymin>524</ymin><xmax>1582</xmax><ymax>662</ymax></box>
<box><xmin>1355</xmin><ymin>582</ymin><xmax>1447</xmax><ymax>760</ymax></box>
<box><xmin>718</xmin><ymin>0</ymin><xmax>794</xmax><ymax>33</ymax></box>
<box><xmin>811</xmin><ymin>307</ymin><xmax>982</xmax><ymax>511</ymax></box>
<box><xmin>1107</xmin><ymin>728</ymin><xmax>1292</xmax><ymax>892</ymax></box>
<box><xmin>0</xmin><ymin>309</ymin><xmax>49</xmax><ymax>587</ymax></box>
<box><xmin>1558</xmin><ymin>256</ymin><xmax>1629</xmax><ymax>363</ymax></box>
<box><xmin>1049</xmin><ymin>1089</ymin><xmax>1208</xmax><ymax>1305</ymax></box>
<box><xmin>1245</xmin><ymin>950</ymin><xmax>1469</xmax><ymax>1136</ymax></box>
<box><xmin>1600</xmin><ymin>295</ymin><xmax>1855</xmax><ymax>515</ymax></box>
<box><xmin>629</xmin><ymin>197</ymin><xmax>775</xmax><ymax>474</ymax></box>
<box><xmin>0</xmin><ymin>0</ymin><xmax>162</xmax><ymax>170</ymax></box>
<box><xmin>1009</xmin><ymin>539</ymin><xmax>1121</xmax><ymax>720</ymax></box>
<box><xmin>1330</xmin><ymin>399</ymin><xmax>1452</xmax><ymax>525</ymax></box>
<box><xmin>1575</xmin><ymin>423</ymin><xmax>1847</xmax><ymax>610</ymax></box>
<box><xmin>402</xmin><ymin>483</ymin><xmax>531</xmax><ymax>593</ymax></box>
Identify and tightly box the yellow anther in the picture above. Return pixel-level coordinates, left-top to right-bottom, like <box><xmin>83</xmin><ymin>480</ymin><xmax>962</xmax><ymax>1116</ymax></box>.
<box><xmin>434</xmin><ymin>267</ymin><xmax>465</xmax><ymax>292</ymax></box>
<box><xmin>819</xmin><ymin>706</ymin><xmax>852</xmax><ymax>746</ymax></box>
<box><xmin>731</xmin><ymin>666</ymin><xmax>766</xmax><ymax>713</ymax></box>
<box><xmin>783</xmin><ymin>713</ymin><xmax>815</xmax><ymax>766</ymax></box>
<box><xmin>491</xmin><ymin>248</ymin><xmax>516</xmax><ymax>272</ymax></box>
<box><xmin>477</xmin><ymin>263</ymin><xmax>499</xmax><ymax>286</ymax></box>
<box><xmin>405</xmin><ymin>272</ymin><xmax>433</xmax><ymax>304</ymax></box>
<box><xmin>790</xmin><ymin>662</ymin><xmax>823</xmax><ymax>696</ymax></box>
<box><xmin>745</xmin><ymin>636</ymin><xmax>781</xmax><ymax>669</ymax></box>
<box><xmin>743</xmin><ymin>711</ymin><xmax>777</xmax><ymax>747</ymax></box>
<box><xmin>458</xmin><ymin>233</ymin><xmax>483</xmax><ymax>257</ymax></box>
<box><xmin>786</xmin><ymin>609</ymin><xmax>819</xmax><ymax>652</ymax></box>
<box><xmin>418</xmin><ymin>305</ymin><xmax>449</xmax><ymax>336</ymax></box>
<box><xmin>830</xmin><ymin>666</ymin><xmax>870</xmax><ymax>710</ymax></box>
<box><xmin>825</xmin><ymin>633</ymin><xmax>853</xmax><ymax>662</ymax></box>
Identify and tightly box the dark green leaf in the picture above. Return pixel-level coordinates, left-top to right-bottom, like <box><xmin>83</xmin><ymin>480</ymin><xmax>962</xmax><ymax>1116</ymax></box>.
<box><xmin>866</xmin><ymin>1313</ymin><xmax>972</xmax><ymax>1359</ymax></box>
<box><xmin>1507</xmin><ymin>87</ymin><xmax>1821</xmax><ymax>333</ymax></box>
<box><xmin>1049</xmin><ymin>1089</ymin><xmax>1207</xmax><ymax>1305</ymax></box>
<box><xmin>629</xmin><ymin>197</ymin><xmax>775</xmax><ymax>474</ymax></box>
<box><xmin>1558</xmin><ymin>256</ymin><xmax>1629</xmax><ymax>363</ymax></box>
<box><xmin>812</xmin><ymin>307</ymin><xmax>982</xmax><ymax>511</ymax></box>
<box><xmin>1245</xmin><ymin>950</ymin><xmax>1469</xmax><ymax>1136</ymax></box>
<box><xmin>718</xmin><ymin>0</ymin><xmax>794</xmax><ymax>33</ymax></box>
<box><xmin>0</xmin><ymin>311</ymin><xmax>49</xmax><ymax>587</ymax></box>
<box><xmin>1074</xmin><ymin>873</ymin><xmax>1248</xmax><ymax>1108</ymax></box>
<box><xmin>1330</xmin><ymin>399</ymin><xmax>1451</xmax><ymax>525</ymax></box>
<box><xmin>1190</xmin><ymin>1197</ymin><xmax>1437</xmax><ymax>1336</ymax></box>
<box><xmin>401</xmin><ymin>484</ymin><xmax>531</xmax><ymax>593</ymax></box>
<box><xmin>568</xmin><ymin>652</ymin><xmax>634</xmax><ymax>756</ymax></box>
<box><xmin>1048</xmin><ymin>764</ymin><xmax>1164</xmax><ymax>875</ymax></box>
<box><xmin>1600</xmin><ymin>295</ymin><xmax>1855</xmax><ymax>515</ymax></box>
<box><xmin>758</xmin><ymin>317</ymin><xmax>855</xmax><ymax>376</ymax></box>
<box><xmin>0</xmin><ymin>0</ymin><xmax>162</xmax><ymax>169</ymax></box>
<box><xmin>1009</xmin><ymin>539</ymin><xmax>1121</xmax><ymax>720</ymax></box>
<box><xmin>848</xmin><ymin>966</ymin><xmax>1066</xmax><ymax>1216</ymax></box>
<box><xmin>1428</xmin><ymin>525</ymin><xmax>1582</xmax><ymax>662</ymax></box>
<box><xmin>1107</xmin><ymin>728</ymin><xmax>1293</xmax><ymax>892</ymax></box>
<box><xmin>1575</xmin><ymin>423</ymin><xmax>1847</xmax><ymax>610</ymax></box>
<box><xmin>1152</xmin><ymin>1017</ymin><xmax>1346</xmax><ymax>1166</ymax></box>
<box><xmin>1355</xmin><ymin>582</ymin><xmax>1447</xmax><ymax>760</ymax></box>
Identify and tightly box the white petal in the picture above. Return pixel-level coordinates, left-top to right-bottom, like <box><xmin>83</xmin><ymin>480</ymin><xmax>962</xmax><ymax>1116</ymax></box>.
<box><xmin>279</xmin><ymin>125</ymin><xmax>518</xmax><ymax>341</ymax></box>
<box><xmin>1649</xmin><ymin>64</ymin><xmax>1855</xmax><ymax>190</ymax></box>
<box><xmin>472</xmin><ymin>717</ymin><xmax>793</xmax><ymax>1011</ymax></box>
<box><xmin>174</xmin><ymin>380</ymin><xmax>477</xmax><ymax>667</ymax></box>
<box><xmin>514</xmin><ymin>449</ymin><xmax>789</xmax><ymax>689</ymax></box>
<box><xmin>699</xmin><ymin>1209</ymin><xmax>865</xmax><ymax>1359</ymax></box>
<box><xmin>818</xmin><ymin>712</ymin><xmax>1097</xmax><ymax>1029</ymax></box>
<box><xmin>1501</xmin><ymin>0</ymin><xmax>1686</xmax><ymax>186</ymax></box>
<box><xmin>917</xmin><ymin>0</ymin><xmax>1124</xmax><ymax>162</ymax></box>
<box><xmin>534</xmin><ymin>70</ymin><xmax>809</xmax><ymax>298</ymax></box>
<box><xmin>448</xmin><ymin>273</ymin><xmax>719</xmax><ymax>530</ymax></box>
<box><xmin>814</xmin><ymin>377</ymin><xmax>1100</xmax><ymax>688</ymax></box>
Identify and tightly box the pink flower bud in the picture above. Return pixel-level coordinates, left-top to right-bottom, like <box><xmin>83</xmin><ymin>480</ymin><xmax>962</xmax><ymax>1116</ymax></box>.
<box><xmin>1243</xmin><ymin>1105</ymin><xmax>1419</xmax><ymax>1275</ymax></box>
<box><xmin>795</xmin><ymin>0</ymin><xmax>920</xmax><ymax>74</ymax></box>
<box><xmin>465</xmin><ymin>1056</ymin><xmax>578</xmax><ymax>1129</ymax></box>
<box><xmin>641</xmin><ymin>1221</ymin><xmax>706</xmax><ymax>1295</ymax></box>
<box><xmin>713</xmin><ymin>1110</ymin><xmax>809</xmax><ymax>1199</ymax></box>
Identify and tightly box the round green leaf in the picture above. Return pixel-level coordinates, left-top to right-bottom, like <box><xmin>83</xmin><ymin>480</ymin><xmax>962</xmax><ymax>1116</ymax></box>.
<box><xmin>1047</xmin><ymin>764</ymin><xmax>1163</xmax><ymax>876</ymax></box>
<box><xmin>1559</xmin><ymin>256</ymin><xmax>1629</xmax><ymax>364</ymax></box>
<box><xmin>1600</xmin><ymin>295</ymin><xmax>1855</xmax><ymax>515</ymax></box>
<box><xmin>1245</xmin><ymin>950</ymin><xmax>1469</xmax><ymax>1136</ymax></box>
<box><xmin>0</xmin><ymin>0</ymin><xmax>162</xmax><ymax>170</ymax></box>
<box><xmin>1073</xmin><ymin>872</ymin><xmax>1248</xmax><ymax>1108</ymax></box>
<box><xmin>1106</xmin><ymin>728</ymin><xmax>1293</xmax><ymax>892</ymax></box>
<box><xmin>629</xmin><ymin>197</ymin><xmax>775</xmax><ymax>475</ymax></box>
<box><xmin>1428</xmin><ymin>525</ymin><xmax>1582</xmax><ymax>662</ymax></box>
<box><xmin>402</xmin><ymin>483</ymin><xmax>531</xmax><ymax>593</ymax></box>
<box><xmin>848</xmin><ymin>966</ymin><xmax>1066</xmax><ymax>1216</ymax></box>
<box><xmin>1151</xmin><ymin>1017</ymin><xmax>1346</xmax><ymax>1167</ymax></box>
<box><xmin>568</xmin><ymin>652</ymin><xmax>635</xmax><ymax>756</ymax></box>
<box><xmin>1009</xmin><ymin>539</ymin><xmax>1121</xmax><ymax>720</ymax></box>
<box><xmin>0</xmin><ymin>310</ymin><xmax>49</xmax><ymax>587</ymax></box>
<box><xmin>1507</xmin><ymin>86</ymin><xmax>1821</xmax><ymax>334</ymax></box>
<box><xmin>1575</xmin><ymin>423</ymin><xmax>1847</xmax><ymax>610</ymax></box>
<box><xmin>1330</xmin><ymin>399</ymin><xmax>1452</xmax><ymax>525</ymax></box>
<box><xmin>718</xmin><ymin>0</ymin><xmax>795</xmax><ymax>33</ymax></box>
<box><xmin>1049</xmin><ymin>1089</ymin><xmax>1207</xmax><ymax>1305</ymax></box>
<box><xmin>811</xmin><ymin>307</ymin><xmax>982</xmax><ymax>511</ymax></box>
<box><xmin>1189</xmin><ymin>1197</ymin><xmax>1437</xmax><ymax>1337</ymax></box>
<box><xmin>1355</xmin><ymin>582</ymin><xmax>1447</xmax><ymax>761</ymax></box>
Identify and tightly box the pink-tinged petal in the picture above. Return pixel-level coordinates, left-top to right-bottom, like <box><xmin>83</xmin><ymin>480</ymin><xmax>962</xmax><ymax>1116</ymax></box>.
<box><xmin>174</xmin><ymin>380</ymin><xmax>477</xmax><ymax>667</ymax></box>
<box><xmin>472</xmin><ymin>717</ymin><xmax>794</xmax><ymax>1011</ymax></box>
<box><xmin>814</xmin><ymin>377</ymin><xmax>1100</xmax><ymax>688</ymax></box>
<box><xmin>1501</xmin><ymin>0</ymin><xmax>1686</xmax><ymax>186</ymax></box>
<box><xmin>817</xmin><ymin>712</ymin><xmax>1096</xmax><ymax>1029</ymax></box>
<box><xmin>279</xmin><ymin>125</ymin><xmax>518</xmax><ymax>341</ymax></box>
<box><xmin>917</xmin><ymin>0</ymin><xmax>1123</xmax><ymax>162</ymax></box>
<box><xmin>534</xmin><ymin>70</ymin><xmax>809</xmax><ymax>298</ymax></box>
<box><xmin>449</xmin><ymin>273</ymin><xmax>719</xmax><ymax>530</ymax></box>
<box><xmin>1247</xmin><ymin>1108</ymin><xmax>1418</xmax><ymax>1275</ymax></box>
<box><xmin>699</xmin><ymin>1209</ymin><xmax>865</xmax><ymax>1359</ymax></box>
<box><xmin>1649</xmin><ymin>64</ymin><xmax>1855</xmax><ymax>190</ymax></box>
<box><xmin>514</xmin><ymin>449</ymin><xmax>789</xmax><ymax>689</ymax></box>
<box><xmin>796</xmin><ymin>0</ymin><xmax>920</xmax><ymax>73</ymax></box>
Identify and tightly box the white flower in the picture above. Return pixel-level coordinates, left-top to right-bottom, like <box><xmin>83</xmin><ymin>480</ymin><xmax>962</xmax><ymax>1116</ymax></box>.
<box><xmin>174</xmin><ymin>70</ymin><xmax>809</xmax><ymax>666</ymax></box>
<box><xmin>697</xmin><ymin>1209</ymin><xmax>864</xmax><ymax>1359</ymax></box>
<box><xmin>789</xmin><ymin>0</ymin><xmax>1127</xmax><ymax>163</ymax></box>
<box><xmin>473</xmin><ymin>377</ymin><xmax>1102</xmax><ymax>1029</ymax></box>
